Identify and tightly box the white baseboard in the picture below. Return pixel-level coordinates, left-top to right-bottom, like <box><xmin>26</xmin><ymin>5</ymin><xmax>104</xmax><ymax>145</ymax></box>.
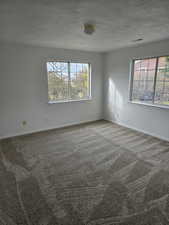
<box><xmin>2</xmin><ymin>118</ymin><xmax>169</xmax><ymax>142</ymax></box>
<box><xmin>105</xmin><ymin>118</ymin><xmax>169</xmax><ymax>142</ymax></box>
<box><xmin>0</xmin><ymin>118</ymin><xmax>103</xmax><ymax>140</ymax></box>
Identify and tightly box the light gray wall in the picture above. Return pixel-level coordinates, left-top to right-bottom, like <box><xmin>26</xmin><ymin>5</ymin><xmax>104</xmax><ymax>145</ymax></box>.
<box><xmin>104</xmin><ymin>39</ymin><xmax>169</xmax><ymax>141</ymax></box>
<box><xmin>0</xmin><ymin>43</ymin><xmax>103</xmax><ymax>139</ymax></box>
<box><xmin>1</xmin><ymin>40</ymin><xmax>169</xmax><ymax>141</ymax></box>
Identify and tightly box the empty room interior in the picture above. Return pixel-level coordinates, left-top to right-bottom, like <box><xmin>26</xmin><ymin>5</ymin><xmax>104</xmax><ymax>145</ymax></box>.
<box><xmin>1</xmin><ymin>0</ymin><xmax>169</xmax><ymax>224</ymax></box>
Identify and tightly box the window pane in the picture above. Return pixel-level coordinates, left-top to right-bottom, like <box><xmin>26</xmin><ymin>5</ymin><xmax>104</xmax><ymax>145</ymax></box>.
<box><xmin>70</xmin><ymin>63</ymin><xmax>90</xmax><ymax>99</ymax></box>
<box><xmin>154</xmin><ymin>56</ymin><xmax>169</xmax><ymax>106</ymax></box>
<box><xmin>132</xmin><ymin>58</ymin><xmax>156</xmax><ymax>103</ymax></box>
<box><xmin>47</xmin><ymin>62</ymin><xmax>68</xmax><ymax>101</ymax></box>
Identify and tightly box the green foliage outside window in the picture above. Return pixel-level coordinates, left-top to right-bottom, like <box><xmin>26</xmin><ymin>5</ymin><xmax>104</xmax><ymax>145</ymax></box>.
<box><xmin>47</xmin><ymin>62</ymin><xmax>90</xmax><ymax>102</ymax></box>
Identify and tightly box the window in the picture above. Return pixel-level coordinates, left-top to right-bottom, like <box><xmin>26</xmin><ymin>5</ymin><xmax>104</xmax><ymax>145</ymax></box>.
<box><xmin>130</xmin><ymin>56</ymin><xmax>169</xmax><ymax>107</ymax></box>
<box><xmin>47</xmin><ymin>61</ymin><xmax>91</xmax><ymax>102</ymax></box>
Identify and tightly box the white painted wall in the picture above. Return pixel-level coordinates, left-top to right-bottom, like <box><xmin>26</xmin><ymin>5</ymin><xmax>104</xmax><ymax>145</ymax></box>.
<box><xmin>104</xmin><ymin>39</ymin><xmax>169</xmax><ymax>141</ymax></box>
<box><xmin>0</xmin><ymin>43</ymin><xmax>103</xmax><ymax>138</ymax></box>
<box><xmin>1</xmin><ymin>39</ymin><xmax>169</xmax><ymax>141</ymax></box>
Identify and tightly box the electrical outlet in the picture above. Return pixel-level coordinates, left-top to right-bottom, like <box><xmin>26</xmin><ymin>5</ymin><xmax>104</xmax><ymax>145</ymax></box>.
<box><xmin>22</xmin><ymin>120</ymin><xmax>27</xmax><ymax>126</ymax></box>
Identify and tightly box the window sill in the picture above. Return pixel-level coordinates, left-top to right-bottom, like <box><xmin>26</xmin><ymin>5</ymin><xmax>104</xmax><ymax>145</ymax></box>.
<box><xmin>48</xmin><ymin>98</ymin><xmax>92</xmax><ymax>104</ymax></box>
<box><xmin>129</xmin><ymin>100</ymin><xmax>169</xmax><ymax>110</ymax></box>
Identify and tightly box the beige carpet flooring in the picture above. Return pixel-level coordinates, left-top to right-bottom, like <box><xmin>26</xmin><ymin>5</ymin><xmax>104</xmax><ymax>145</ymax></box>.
<box><xmin>0</xmin><ymin>120</ymin><xmax>169</xmax><ymax>225</ymax></box>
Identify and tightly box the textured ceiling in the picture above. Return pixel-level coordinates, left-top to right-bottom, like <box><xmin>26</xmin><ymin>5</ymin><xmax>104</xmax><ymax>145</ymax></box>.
<box><xmin>1</xmin><ymin>0</ymin><xmax>169</xmax><ymax>52</ymax></box>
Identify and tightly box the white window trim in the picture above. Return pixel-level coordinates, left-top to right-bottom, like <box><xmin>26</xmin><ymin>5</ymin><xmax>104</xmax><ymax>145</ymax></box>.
<box><xmin>128</xmin><ymin>55</ymin><xmax>169</xmax><ymax>110</ymax></box>
<box><xmin>46</xmin><ymin>61</ymin><xmax>92</xmax><ymax>103</ymax></box>
<box><xmin>48</xmin><ymin>98</ymin><xmax>92</xmax><ymax>104</ymax></box>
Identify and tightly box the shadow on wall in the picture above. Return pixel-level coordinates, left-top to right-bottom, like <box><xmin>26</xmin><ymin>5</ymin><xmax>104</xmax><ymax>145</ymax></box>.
<box><xmin>107</xmin><ymin>77</ymin><xmax>124</xmax><ymax>122</ymax></box>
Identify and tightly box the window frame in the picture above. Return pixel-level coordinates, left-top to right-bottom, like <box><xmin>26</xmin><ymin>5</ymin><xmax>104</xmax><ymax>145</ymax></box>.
<box><xmin>46</xmin><ymin>60</ymin><xmax>92</xmax><ymax>104</ymax></box>
<box><xmin>129</xmin><ymin>55</ymin><xmax>169</xmax><ymax>109</ymax></box>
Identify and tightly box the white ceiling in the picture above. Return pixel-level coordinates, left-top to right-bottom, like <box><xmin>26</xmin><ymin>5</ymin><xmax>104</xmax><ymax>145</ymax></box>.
<box><xmin>1</xmin><ymin>0</ymin><xmax>169</xmax><ymax>52</ymax></box>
